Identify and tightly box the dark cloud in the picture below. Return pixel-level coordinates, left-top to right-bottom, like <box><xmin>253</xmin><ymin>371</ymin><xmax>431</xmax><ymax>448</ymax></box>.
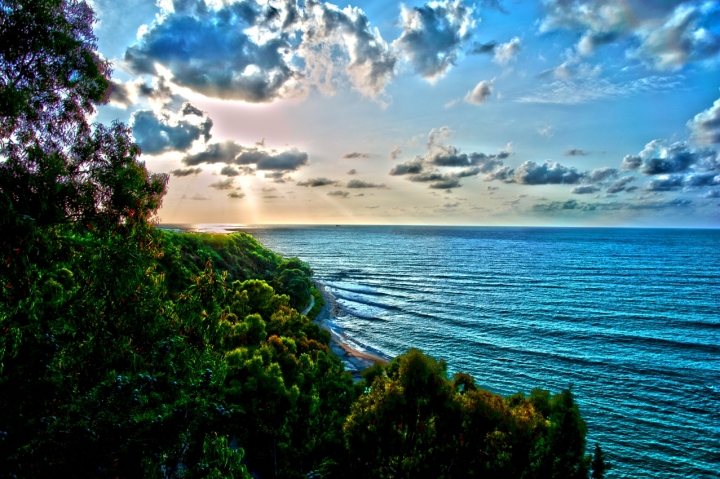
<box><xmin>346</xmin><ymin>179</ymin><xmax>386</xmax><ymax>188</ymax></box>
<box><xmin>565</xmin><ymin>148</ymin><xmax>589</xmax><ymax>156</ymax></box>
<box><xmin>393</xmin><ymin>0</ymin><xmax>475</xmax><ymax>80</ymax></box>
<box><xmin>570</xmin><ymin>185</ymin><xmax>600</xmax><ymax>194</ymax></box>
<box><xmin>181</xmin><ymin>103</ymin><xmax>205</xmax><ymax>117</ymax></box>
<box><xmin>469</xmin><ymin>40</ymin><xmax>497</xmax><ymax>55</ymax></box>
<box><xmin>228</xmin><ymin>191</ymin><xmax>246</xmax><ymax>199</ymax></box>
<box><xmin>585</xmin><ymin>167</ymin><xmax>618</xmax><ymax>183</ymax></box>
<box><xmin>488</xmin><ymin>160</ymin><xmax>584</xmax><ymax>185</ymax></box>
<box><xmin>209</xmin><ymin>178</ymin><xmax>235</xmax><ymax>190</ymax></box>
<box><xmin>342</xmin><ymin>152</ymin><xmax>372</xmax><ymax>159</ymax></box>
<box><xmin>389</xmin><ymin>145</ymin><xmax>402</xmax><ymax>160</ymax></box>
<box><xmin>688</xmin><ymin>96</ymin><xmax>720</xmax><ymax>145</ymax></box>
<box><xmin>406</xmin><ymin>171</ymin><xmax>466</xmax><ymax>189</ymax></box>
<box><xmin>431</xmin><ymin>178</ymin><xmax>461</xmax><ymax>189</ymax></box>
<box><xmin>478</xmin><ymin>0</ymin><xmax>506</xmax><ymax>13</ymax></box>
<box><xmin>264</xmin><ymin>171</ymin><xmax>292</xmax><ymax>183</ymax></box>
<box><xmin>531</xmin><ymin>197</ymin><xmax>693</xmax><ymax>213</ymax></box>
<box><xmin>183</xmin><ymin>141</ymin><xmax>309</xmax><ymax>172</ymax></box>
<box><xmin>297</xmin><ymin>177</ymin><xmax>339</xmax><ymax>187</ymax></box>
<box><xmin>683</xmin><ymin>172</ymin><xmax>720</xmax><ymax>187</ymax></box>
<box><xmin>108</xmin><ymin>81</ymin><xmax>134</xmax><ymax>108</ymax></box>
<box><xmin>389</xmin><ymin>159</ymin><xmax>425</xmax><ymax>175</ymax></box>
<box><xmin>190</xmin><ymin>193</ymin><xmax>210</xmax><ymax>201</ymax></box>
<box><xmin>623</xmin><ymin>140</ymin><xmax>701</xmax><ymax>175</ymax></box>
<box><xmin>220</xmin><ymin>166</ymin><xmax>241</xmax><ymax>177</ymax></box>
<box><xmin>327</xmin><ymin>190</ymin><xmax>350</xmax><ymax>198</ymax></box>
<box><xmin>347</xmin><ymin>169</ymin><xmax>357</xmax><ymax>175</ymax></box>
<box><xmin>646</xmin><ymin>172</ymin><xmax>720</xmax><ymax>191</ymax></box>
<box><xmin>620</xmin><ymin>154</ymin><xmax>642</xmax><ymax>170</ymax></box>
<box><xmin>606</xmin><ymin>176</ymin><xmax>636</xmax><ymax>194</ymax></box>
<box><xmin>131</xmin><ymin>109</ymin><xmax>212</xmax><ymax>155</ymax></box>
<box><xmin>183</xmin><ymin>141</ymin><xmax>245</xmax><ymax>166</ymax></box>
<box><xmin>703</xmin><ymin>190</ymin><xmax>720</xmax><ymax>198</ymax></box>
<box><xmin>170</xmin><ymin>167</ymin><xmax>203</xmax><ymax>177</ymax></box>
<box><xmin>464</xmin><ymin>79</ymin><xmax>494</xmax><ymax>105</ymax></box>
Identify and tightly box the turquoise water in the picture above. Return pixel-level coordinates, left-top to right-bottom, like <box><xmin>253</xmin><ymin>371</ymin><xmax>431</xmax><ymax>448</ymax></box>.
<box><xmin>167</xmin><ymin>225</ymin><xmax>720</xmax><ymax>478</ymax></box>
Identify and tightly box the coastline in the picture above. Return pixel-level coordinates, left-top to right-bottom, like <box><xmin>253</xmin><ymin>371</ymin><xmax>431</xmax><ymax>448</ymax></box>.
<box><xmin>312</xmin><ymin>280</ymin><xmax>389</xmax><ymax>379</ymax></box>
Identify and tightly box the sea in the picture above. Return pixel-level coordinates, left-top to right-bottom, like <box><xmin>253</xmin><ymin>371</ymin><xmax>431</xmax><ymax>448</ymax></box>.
<box><xmin>164</xmin><ymin>225</ymin><xmax>720</xmax><ymax>478</ymax></box>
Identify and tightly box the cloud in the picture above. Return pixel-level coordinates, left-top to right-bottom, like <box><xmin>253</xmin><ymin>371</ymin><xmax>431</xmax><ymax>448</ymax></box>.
<box><xmin>393</xmin><ymin>0</ymin><xmax>475</xmax><ymax>81</ymax></box>
<box><xmin>465</xmin><ymin>79</ymin><xmax>494</xmax><ymax>105</ymax></box>
<box><xmin>646</xmin><ymin>172</ymin><xmax>720</xmax><ymax>191</ymax></box>
<box><xmin>688</xmin><ymin>95</ymin><xmax>720</xmax><ymax>145</ymax></box>
<box><xmin>347</xmin><ymin>169</ymin><xmax>357</xmax><ymax>175</ymax></box>
<box><xmin>539</xmin><ymin>1</ymin><xmax>720</xmax><ymax>70</ymax></box>
<box><xmin>493</xmin><ymin>37</ymin><xmax>521</xmax><ymax>65</ymax></box>
<box><xmin>469</xmin><ymin>40</ymin><xmax>497</xmax><ymax>55</ymax></box>
<box><xmin>327</xmin><ymin>190</ymin><xmax>350</xmax><ymax>197</ymax></box>
<box><xmin>623</xmin><ymin>140</ymin><xmax>699</xmax><ymax>175</ymax></box>
<box><xmin>346</xmin><ymin>179</ymin><xmax>386</xmax><ymax>188</ymax></box>
<box><xmin>389</xmin><ymin>145</ymin><xmax>403</xmax><ymax>160</ymax></box>
<box><xmin>264</xmin><ymin>171</ymin><xmax>293</xmax><ymax>183</ymax></box>
<box><xmin>531</xmin><ymin>197</ymin><xmax>692</xmax><ymax>213</ymax></box>
<box><xmin>606</xmin><ymin>176</ymin><xmax>636</xmax><ymax>193</ymax></box>
<box><xmin>131</xmin><ymin>109</ymin><xmax>212</xmax><ymax>155</ymax></box>
<box><xmin>517</xmin><ymin>75</ymin><xmax>684</xmax><ymax>104</ymax></box>
<box><xmin>570</xmin><ymin>185</ymin><xmax>600</xmax><ymax>194</ymax></box>
<box><xmin>125</xmin><ymin>0</ymin><xmax>299</xmax><ymax>103</ymax></box>
<box><xmin>342</xmin><ymin>151</ymin><xmax>372</xmax><ymax>159</ymax></box>
<box><xmin>703</xmin><ymin>189</ymin><xmax>720</xmax><ymax>198</ymax></box>
<box><xmin>585</xmin><ymin>167</ymin><xmax>618</xmax><ymax>183</ymax></box>
<box><xmin>209</xmin><ymin>178</ymin><xmax>235</xmax><ymax>190</ymax></box>
<box><xmin>170</xmin><ymin>167</ymin><xmax>202</xmax><ymax>177</ymax></box>
<box><xmin>190</xmin><ymin>193</ymin><xmax>210</xmax><ymax>201</ymax></box>
<box><xmin>297</xmin><ymin>177</ymin><xmax>339</xmax><ymax>187</ymax></box>
<box><xmin>183</xmin><ymin>141</ymin><xmax>309</xmax><ymax>172</ymax></box>
<box><xmin>220</xmin><ymin>166</ymin><xmax>241</xmax><ymax>177</ymax></box>
<box><xmin>390</xmin><ymin>128</ymin><xmax>511</xmax><ymax>189</ymax></box>
<box><xmin>300</xmin><ymin>0</ymin><xmax>398</xmax><ymax>99</ymax></box>
<box><xmin>565</xmin><ymin>148</ymin><xmax>589</xmax><ymax>156</ymax></box>
<box><xmin>538</xmin><ymin>125</ymin><xmax>554</xmax><ymax>137</ymax></box>
<box><xmin>181</xmin><ymin>103</ymin><xmax>205</xmax><ymax>117</ymax></box>
<box><xmin>389</xmin><ymin>159</ymin><xmax>425</xmax><ymax>175</ymax></box>
<box><xmin>631</xmin><ymin>3</ymin><xmax>720</xmax><ymax>71</ymax></box>
<box><xmin>228</xmin><ymin>191</ymin><xmax>246</xmax><ymax>199</ymax></box>
<box><xmin>125</xmin><ymin>0</ymin><xmax>397</xmax><ymax>102</ymax></box>
<box><xmin>487</xmin><ymin>160</ymin><xmax>584</xmax><ymax>185</ymax></box>
<box><xmin>108</xmin><ymin>81</ymin><xmax>135</xmax><ymax>108</ymax></box>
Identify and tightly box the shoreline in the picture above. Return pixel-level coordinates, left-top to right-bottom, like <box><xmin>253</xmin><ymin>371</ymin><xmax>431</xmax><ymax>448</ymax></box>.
<box><xmin>312</xmin><ymin>280</ymin><xmax>389</xmax><ymax>379</ymax></box>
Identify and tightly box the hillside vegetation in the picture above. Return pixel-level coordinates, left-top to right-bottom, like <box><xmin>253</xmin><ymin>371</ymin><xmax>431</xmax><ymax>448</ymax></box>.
<box><xmin>0</xmin><ymin>1</ymin><xmax>608</xmax><ymax>478</ymax></box>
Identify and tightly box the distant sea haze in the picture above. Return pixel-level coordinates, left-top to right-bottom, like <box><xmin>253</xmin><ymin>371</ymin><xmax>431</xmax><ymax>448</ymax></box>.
<box><xmin>167</xmin><ymin>225</ymin><xmax>720</xmax><ymax>478</ymax></box>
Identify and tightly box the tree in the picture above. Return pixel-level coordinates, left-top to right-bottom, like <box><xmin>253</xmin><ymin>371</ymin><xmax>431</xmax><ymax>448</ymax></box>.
<box><xmin>0</xmin><ymin>2</ymin><xmax>249</xmax><ymax>477</ymax></box>
<box><xmin>591</xmin><ymin>444</ymin><xmax>611</xmax><ymax>479</ymax></box>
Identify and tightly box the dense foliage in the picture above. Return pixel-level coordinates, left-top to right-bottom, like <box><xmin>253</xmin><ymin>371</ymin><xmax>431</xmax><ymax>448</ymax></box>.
<box><xmin>0</xmin><ymin>1</ymin><xmax>608</xmax><ymax>478</ymax></box>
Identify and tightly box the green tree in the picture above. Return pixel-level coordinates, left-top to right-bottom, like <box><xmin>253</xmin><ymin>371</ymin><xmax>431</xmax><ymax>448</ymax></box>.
<box><xmin>591</xmin><ymin>444</ymin><xmax>611</xmax><ymax>479</ymax></box>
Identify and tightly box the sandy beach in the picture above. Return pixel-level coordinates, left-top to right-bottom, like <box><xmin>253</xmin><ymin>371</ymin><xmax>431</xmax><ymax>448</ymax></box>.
<box><xmin>312</xmin><ymin>281</ymin><xmax>389</xmax><ymax>379</ymax></box>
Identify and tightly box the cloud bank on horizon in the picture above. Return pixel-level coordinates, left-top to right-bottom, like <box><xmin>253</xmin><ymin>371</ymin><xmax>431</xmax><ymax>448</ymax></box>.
<box><xmin>92</xmin><ymin>0</ymin><xmax>720</xmax><ymax>226</ymax></box>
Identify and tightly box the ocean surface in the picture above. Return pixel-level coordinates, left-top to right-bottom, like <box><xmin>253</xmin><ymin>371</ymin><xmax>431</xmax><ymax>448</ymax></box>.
<box><xmin>167</xmin><ymin>225</ymin><xmax>720</xmax><ymax>478</ymax></box>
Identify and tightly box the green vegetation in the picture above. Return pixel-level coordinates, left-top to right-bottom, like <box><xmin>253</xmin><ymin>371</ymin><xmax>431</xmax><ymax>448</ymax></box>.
<box><xmin>0</xmin><ymin>1</ymin><xmax>608</xmax><ymax>477</ymax></box>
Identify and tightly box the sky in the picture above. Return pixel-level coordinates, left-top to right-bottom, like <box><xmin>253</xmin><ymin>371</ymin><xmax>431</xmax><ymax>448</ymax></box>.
<box><xmin>90</xmin><ymin>0</ymin><xmax>720</xmax><ymax>226</ymax></box>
